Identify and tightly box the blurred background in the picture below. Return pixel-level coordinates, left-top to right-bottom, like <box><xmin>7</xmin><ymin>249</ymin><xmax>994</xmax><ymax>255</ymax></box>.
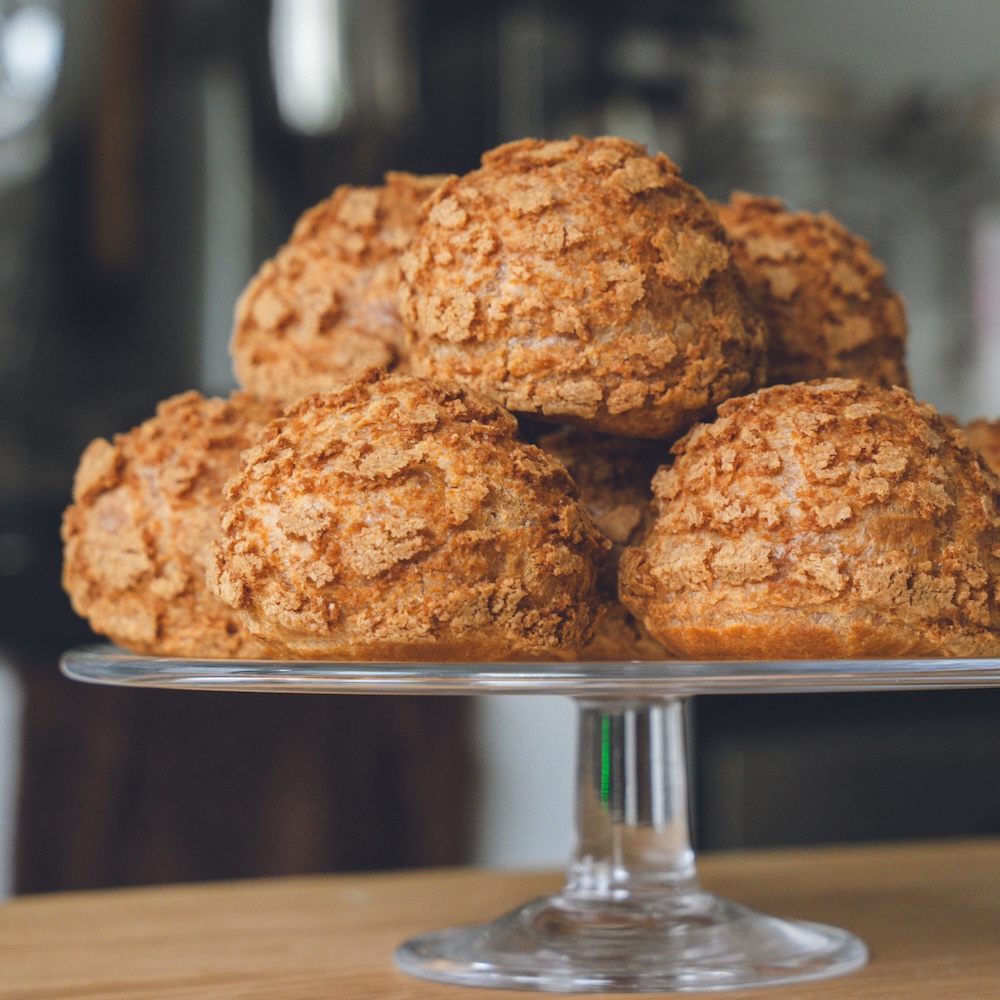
<box><xmin>2</xmin><ymin>0</ymin><xmax>1000</xmax><ymax>896</ymax></box>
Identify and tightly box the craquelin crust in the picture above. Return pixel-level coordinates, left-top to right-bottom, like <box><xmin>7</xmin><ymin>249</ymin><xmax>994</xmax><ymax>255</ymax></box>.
<box><xmin>963</xmin><ymin>418</ymin><xmax>1000</xmax><ymax>478</ymax></box>
<box><xmin>620</xmin><ymin>378</ymin><xmax>1000</xmax><ymax>659</ymax></box>
<box><xmin>716</xmin><ymin>192</ymin><xmax>909</xmax><ymax>389</ymax></box>
<box><xmin>61</xmin><ymin>134</ymin><xmax>994</xmax><ymax>666</ymax></box>
<box><xmin>208</xmin><ymin>371</ymin><xmax>609</xmax><ymax>661</ymax></box>
<box><xmin>537</xmin><ymin>426</ymin><xmax>670</xmax><ymax>659</ymax></box>
<box><xmin>400</xmin><ymin>136</ymin><xmax>767</xmax><ymax>439</ymax></box>
<box><xmin>61</xmin><ymin>391</ymin><xmax>284</xmax><ymax>657</ymax></box>
<box><xmin>232</xmin><ymin>171</ymin><xmax>446</xmax><ymax>404</ymax></box>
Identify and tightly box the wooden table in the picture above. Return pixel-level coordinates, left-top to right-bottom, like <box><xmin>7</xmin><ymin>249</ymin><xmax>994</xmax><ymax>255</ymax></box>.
<box><xmin>2</xmin><ymin>838</ymin><xmax>999</xmax><ymax>998</ymax></box>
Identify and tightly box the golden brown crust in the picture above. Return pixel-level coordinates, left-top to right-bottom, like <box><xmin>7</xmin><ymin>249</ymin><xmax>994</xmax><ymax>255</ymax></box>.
<box><xmin>716</xmin><ymin>192</ymin><xmax>909</xmax><ymax>390</ymax></box>
<box><xmin>61</xmin><ymin>391</ymin><xmax>285</xmax><ymax>657</ymax></box>
<box><xmin>232</xmin><ymin>172</ymin><xmax>447</xmax><ymax>404</ymax></box>
<box><xmin>400</xmin><ymin>136</ymin><xmax>767</xmax><ymax>439</ymax></box>
<box><xmin>620</xmin><ymin>378</ymin><xmax>1000</xmax><ymax>659</ymax></box>
<box><xmin>963</xmin><ymin>418</ymin><xmax>1000</xmax><ymax>479</ymax></box>
<box><xmin>537</xmin><ymin>426</ymin><xmax>671</xmax><ymax>660</ymax></box>
<box><xmin>208</xmin><ymin>371</ymin><xmax>609</xmax><ymax>661</ymax></box>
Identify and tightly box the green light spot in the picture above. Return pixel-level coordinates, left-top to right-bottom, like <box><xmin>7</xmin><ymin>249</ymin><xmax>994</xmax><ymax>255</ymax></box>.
<box><xmin>601</xmin><ymin>713</ymin><xmax>611</xmax><ymax>804</ymax></box>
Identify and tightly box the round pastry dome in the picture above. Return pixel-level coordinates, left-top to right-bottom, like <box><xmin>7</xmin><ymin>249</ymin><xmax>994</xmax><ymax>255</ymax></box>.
<box><xmin>232</xmin><ymin>171</ymin><xmax>445</xmax><ymax>405</ymax></box>
<box><xmin>208</xmin><ymin>370</ymin><xmax>609</xmax><ymax>661</ymax></box>
<box><xmin>61</xmin><ymin>391</ymin><xmax>284</xmax><ymax>658</ymax></box>
<box><xmin>400</xmin><ymin>135</ymin><xmax>767</xmax><ymax>440</ymax></box>
<box><xmin>620</xmin><ymin>378</ymin><xmax>1000</xmax><ymax>659</ymax></box>
<box><xmin>715</xmin><ymin>192</ymin><xmax>909</xmax><ymax>390</ymax></box>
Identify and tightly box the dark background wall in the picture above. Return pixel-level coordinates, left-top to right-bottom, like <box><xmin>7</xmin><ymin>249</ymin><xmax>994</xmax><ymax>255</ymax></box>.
<box><xmin>1</xmin><ymin>0</ymin><xmax>999</xmax><ymax>890</ymax></box>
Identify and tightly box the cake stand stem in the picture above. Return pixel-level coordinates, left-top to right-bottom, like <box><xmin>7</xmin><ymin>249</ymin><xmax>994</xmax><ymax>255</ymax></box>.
<box><xmin>567</xmin><ymin>698</ymin><xmax>697</xmax><ymax>901</ymax></box>
<box><xmin>395</xmin><ymin>694</ymin><xmax>867</xmax><ymax>992</ymax></box>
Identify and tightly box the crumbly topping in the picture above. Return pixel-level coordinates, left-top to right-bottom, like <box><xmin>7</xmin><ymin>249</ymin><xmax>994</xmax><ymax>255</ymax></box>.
<box><xmin>232</xmin><ymin>172</ymin><xmax>447</xmax><ymax>404</ymax></box>
<box><xmin>208</xmin><ymin>371</ymin><xmax>609</xmax><ymax>661</ymax></box>
<box><xmin>400</xmin><ymin>135</ymin><xmax>766</xmax><ymax>439</ymax></box>
<box><xmin>963</xmin><ymin>417</ymin><xmax>1000</xmax><ymax>480</ymax></box>
<box><xmin>716</xmin><ymin>192</ymin><xmax>909</xmax><ymax>390</ymax></box>
<box><xmin>61</xmin><ymin>391</ymin><xmax>284</xmax><ymax>657</ymax></box>
<box><xmin>620</xmin><ymin>379</ymin><xmax>1000</xmax><ymax>658</ymax></box>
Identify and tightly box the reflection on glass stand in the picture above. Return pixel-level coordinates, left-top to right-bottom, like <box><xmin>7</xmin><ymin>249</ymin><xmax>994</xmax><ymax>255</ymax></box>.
<box><xmin>61</xmin><ymin>647</ymin><xmax>1000</xmax><ymax>992</ymax></box>
<box><xmin>397</xmin><ymin>697</ymin><xmax>865</xmax><ymax>992</ymax></box>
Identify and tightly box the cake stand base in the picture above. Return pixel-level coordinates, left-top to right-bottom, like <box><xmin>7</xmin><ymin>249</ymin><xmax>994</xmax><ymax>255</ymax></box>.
<box><xmin>395</xmin><ymin>888</ymin><xmax>867</xmax><ymax>993</ymax></box>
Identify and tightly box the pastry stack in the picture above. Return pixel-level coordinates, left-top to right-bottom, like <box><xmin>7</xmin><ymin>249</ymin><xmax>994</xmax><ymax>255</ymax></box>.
<box><xmin>61</xmin><ymin>136</ymin><xmax>1000</xmax><ymax>662</ymax></box>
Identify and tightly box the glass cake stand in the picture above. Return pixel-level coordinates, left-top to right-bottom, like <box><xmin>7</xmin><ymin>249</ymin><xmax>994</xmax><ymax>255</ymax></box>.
<box><xmin>61</xmin><ymin>646</ymin><xmax>1000</xmax><ymax>993</ymax></box>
